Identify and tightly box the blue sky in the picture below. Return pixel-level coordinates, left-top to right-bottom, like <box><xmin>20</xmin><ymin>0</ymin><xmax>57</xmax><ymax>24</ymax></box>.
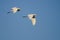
<box><xmin>0</xmin><ymin>0</ymin><xmax>60</xmax><ymax>40</ymax></box>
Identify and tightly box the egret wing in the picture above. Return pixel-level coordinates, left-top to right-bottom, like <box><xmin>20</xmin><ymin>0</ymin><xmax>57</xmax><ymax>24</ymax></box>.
<box><xmin>11</xmin><ymin>7</ymin><xmax>17</xmax><ymax>13</ymax></box>
<box><xmin>31</xmin><ymin>18</ymin><xmax>36</xmax><ymax>26</ymax></box>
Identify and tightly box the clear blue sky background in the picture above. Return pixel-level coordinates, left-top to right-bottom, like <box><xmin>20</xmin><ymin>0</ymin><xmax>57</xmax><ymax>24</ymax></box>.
<box><xmin>0</xmin><ymin>0</ymin><xmax>60</xmax><ymax>40</ymax></box>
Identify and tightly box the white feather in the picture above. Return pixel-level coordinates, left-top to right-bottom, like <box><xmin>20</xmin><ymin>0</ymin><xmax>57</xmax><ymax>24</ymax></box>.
<box><xmin>31</xmin><ymin>18</ymin><xmax>36</xmax><ymax>26</ymax></box>
<box><xmin>11</xmin><ymin>7</ymin><xmax>20</xmax><ymax>13</ymax></box>
<box><xmin>28</xmin><ymin>14</ymin><xmax>36</xmax><ymax>26</ymax></box>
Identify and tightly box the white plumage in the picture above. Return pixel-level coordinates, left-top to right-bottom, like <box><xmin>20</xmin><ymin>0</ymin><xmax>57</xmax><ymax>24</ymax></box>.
<box><xmin>28</xmin><ymin>14</ymin><xmax>36</xmax><ymax>26</ymax></box>
<box><xmin>8</xmin><ymin>7</ymin><xmax>20</xmax><ymax>13</ymax></box>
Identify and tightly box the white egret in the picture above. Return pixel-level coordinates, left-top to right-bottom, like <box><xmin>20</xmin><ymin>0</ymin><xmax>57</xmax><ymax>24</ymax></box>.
<box><xmin>23</xmin><ymin>14</ymin><xmax>36</xmax><ymax>26</ymax></box>
<box><xmin>8</xmin><ymin>7</ymin><xmax>21</xmax><ymax>14</ymax></box>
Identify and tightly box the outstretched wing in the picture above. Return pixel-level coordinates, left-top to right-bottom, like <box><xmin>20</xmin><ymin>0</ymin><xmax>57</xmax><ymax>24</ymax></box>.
<box><xmin>31</xmin><ymin>18</ymin><xmax>36</xmax><ymax>26</ymax></box>
<box><xmin>11</xmin><ymin>8</ymin><xmax>17</xmax><ymax>13</ymax></box>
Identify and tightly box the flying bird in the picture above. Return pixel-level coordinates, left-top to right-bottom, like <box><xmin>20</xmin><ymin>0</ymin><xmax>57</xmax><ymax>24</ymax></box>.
<box><xmin>8</xmin><ymin>7</ymin><xmax>21</xmax><ymax>14</ymax></box>
<box><xmin>23</xmin><ymin>14</ymin><xmax>36</xmax><ymax>26</ymax></box>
